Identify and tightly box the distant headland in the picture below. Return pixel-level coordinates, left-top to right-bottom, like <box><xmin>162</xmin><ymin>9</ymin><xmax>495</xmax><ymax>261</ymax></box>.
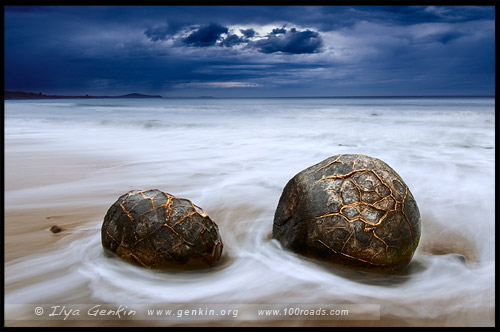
<box><xmin>4</xmin><ymin>91</ymin><xmax>163</xmax><ymax>100</ymax></box>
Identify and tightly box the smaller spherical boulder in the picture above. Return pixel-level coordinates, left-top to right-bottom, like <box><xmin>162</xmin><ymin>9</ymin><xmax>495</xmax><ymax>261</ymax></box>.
<box><xmin>101</xmin><ymin>189</ymin><xmax>223</xmax><ymax>269</ymax></box>
<box><xmin>273</xmin><ymin>154</ymin><xmax>421</xmax><ymax>273</ymax></box>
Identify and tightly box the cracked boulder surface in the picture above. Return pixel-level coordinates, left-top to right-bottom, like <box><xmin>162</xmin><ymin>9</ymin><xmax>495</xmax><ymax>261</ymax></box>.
<box><xmin>102</xmin><ymin>189</ymin><xmax>223</xmax><ymax>270</ymax></box>
<box><xmin>273</xmin><ymin>154</ymin><xmax>421</xmax><ymax>273</ymax></box>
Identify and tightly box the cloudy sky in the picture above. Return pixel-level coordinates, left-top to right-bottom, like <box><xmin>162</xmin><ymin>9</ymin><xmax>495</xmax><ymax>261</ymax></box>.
<box><xmin>4</xmin><ymin>6</ymin><xmax>495</xmax><ymax>97</ymax></box>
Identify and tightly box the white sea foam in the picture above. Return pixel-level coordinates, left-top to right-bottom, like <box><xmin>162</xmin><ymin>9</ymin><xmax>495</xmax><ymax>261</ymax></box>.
<box><xmin>4</xmin><ymin>97</ymin><xmax>495</xmax><ymax>326</ymax></box>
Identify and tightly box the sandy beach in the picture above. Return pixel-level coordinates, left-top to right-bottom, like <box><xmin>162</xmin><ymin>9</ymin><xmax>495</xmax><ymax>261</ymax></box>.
<box><xmin>5</xmin><ymin>140</ymin><xmax>119</xmax><ymax>262</ymax></box>
<box><xmin>4</xmin><ymin>98</ymin><xmax>495</xmax><ymax>327</ymax></box>
<box><xmin>4</xmin><ymin>142</ymin><xmax>408</xmax><ymax>328</ymax></box>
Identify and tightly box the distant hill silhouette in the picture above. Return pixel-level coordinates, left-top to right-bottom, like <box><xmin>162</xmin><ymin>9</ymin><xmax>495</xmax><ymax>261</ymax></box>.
<box><xmin>4</xmin><ymin>91</ymin><xmax>163</xmax><ymax>100</ymax></box>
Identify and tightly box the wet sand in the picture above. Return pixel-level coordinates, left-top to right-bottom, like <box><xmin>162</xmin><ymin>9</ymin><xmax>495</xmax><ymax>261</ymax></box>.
<box><xmin>5</xmin><ymin>139</ymin><xmax>494</xmax><ymax>327</ymax></box>
<box><xmin>5</xmin><ymin>141</ymin><xmax>117</xmax><ymax>263</ymax></box>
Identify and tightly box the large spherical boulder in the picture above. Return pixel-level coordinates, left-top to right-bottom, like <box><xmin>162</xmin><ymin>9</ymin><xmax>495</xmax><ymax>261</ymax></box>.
<box><xmin>273</xmin><ymin>154</ymin><xmax>421</xmax><ymax>272</ymax></box>
<box><xmin>102</xmin><ymin>189</ymin><xmax>223</xmax><ymax>269</ymax></box>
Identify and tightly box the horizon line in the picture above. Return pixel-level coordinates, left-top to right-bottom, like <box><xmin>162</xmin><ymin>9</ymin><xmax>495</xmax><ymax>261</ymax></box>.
<box><xmin>3</xmin><ymin>90</ymin><xmax>495</xmax><ymax>100</ymax></box>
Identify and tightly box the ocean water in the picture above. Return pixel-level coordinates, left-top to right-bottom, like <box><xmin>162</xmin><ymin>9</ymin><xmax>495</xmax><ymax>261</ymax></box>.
<box><xmin>4</xmin><ymin>97</ymin><xmax>495</xmax><ymax>326</ymax></box>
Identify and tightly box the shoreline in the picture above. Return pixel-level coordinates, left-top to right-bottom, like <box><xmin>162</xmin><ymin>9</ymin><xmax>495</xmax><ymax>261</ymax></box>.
<box><xmin>4</xmin><ymin>91</ymin><xmax>494</xmax><ymax>100</ymax></box>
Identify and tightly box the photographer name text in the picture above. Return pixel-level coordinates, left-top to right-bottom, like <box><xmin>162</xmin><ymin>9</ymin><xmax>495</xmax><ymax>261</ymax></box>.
<box><xmin>44</xmin><ymin>305</ymin><xmax>136</xmax><ymax>320</ymax></box>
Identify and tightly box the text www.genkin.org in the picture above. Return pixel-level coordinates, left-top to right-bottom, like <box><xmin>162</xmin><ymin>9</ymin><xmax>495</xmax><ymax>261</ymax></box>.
<box><xmin>147</xmin><ymin>307</ymin><xmax>239</xmax><ymax>319</ymax></box>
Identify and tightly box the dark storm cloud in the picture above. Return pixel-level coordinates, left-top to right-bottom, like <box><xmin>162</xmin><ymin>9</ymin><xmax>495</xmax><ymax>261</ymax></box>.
<box><xmin>183</xmin><ymin>22</ymin><xmax>229</xmax><ymax>47</ymax></box>
<box><xmin>220</xmin><ymin>34</ymin><xmax>245</xmax><ymax>47</ymax></box>
<box><xmin>240</xmin><ymin>28</ymin><xmax>255</xmax><ymax>38</ymax></box>
<box><xmin>170</xmin><ymin>21</ymin><xmax>323</xmax><ymax>55</ymax></box>
<box><xmin>271</xmin><ymin>27</ymin><xmax>287</xmax><ymax>35</ymax></box>
<box><xmin>253</xmin><ymin>29</ymin><xmax>323</xmax><ymax>54</ymax></box>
